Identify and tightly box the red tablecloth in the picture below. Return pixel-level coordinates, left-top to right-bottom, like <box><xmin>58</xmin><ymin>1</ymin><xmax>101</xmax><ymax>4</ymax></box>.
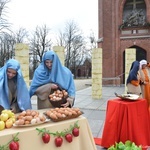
<box><xmin>101</xmin><ymin>98</ymin><xmax>150</xmax><ymax>149</ymax></box>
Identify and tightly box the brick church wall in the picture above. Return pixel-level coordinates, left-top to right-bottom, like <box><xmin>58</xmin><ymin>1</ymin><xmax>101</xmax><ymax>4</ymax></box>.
<box><xmin>98</xmin><ymin>0</ymin><xmax>150</xmax><ymax>84</ymax></box>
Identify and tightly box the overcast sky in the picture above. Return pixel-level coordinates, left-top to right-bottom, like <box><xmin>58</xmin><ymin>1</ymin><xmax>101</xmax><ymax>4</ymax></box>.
<box><xmin>7</xmin><ymin>0</ymin><xmax>98</xmax><ymax>38</ymax></box>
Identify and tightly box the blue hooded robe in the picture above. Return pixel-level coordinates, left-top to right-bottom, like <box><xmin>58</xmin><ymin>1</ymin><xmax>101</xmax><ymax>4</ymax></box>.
<box><xmin>29</xmin><ymin>50</ymin><xmax>75</xmax><ymax>98</ymax></box>
<box><xmin>0</xmin><ymin>59</ymin><xmax>32</xmax><ymax>110</ymax></box>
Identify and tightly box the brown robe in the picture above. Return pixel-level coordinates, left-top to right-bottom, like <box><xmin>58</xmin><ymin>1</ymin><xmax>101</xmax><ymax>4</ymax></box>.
<box><xmin>35</xmin><ymin>83</ymin><xmax>74</xmax><ymax>109</ymax></box>
<box><xmin>35</xmin><ymin>83</ymin><xmax>53</xmax><ymax>109</ymax></box>
<box><xmin>8</xmin><ymin>79</ymin><xmax>21</xmax><ymax>113</ymax></box>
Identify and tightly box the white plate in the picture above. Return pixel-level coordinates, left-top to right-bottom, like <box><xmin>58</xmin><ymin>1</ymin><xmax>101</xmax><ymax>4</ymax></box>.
<box><xmin>13</xmin><ymin>119</ymin><xmax>50</xmax><ymax>127</ymax></box>
<box><xmin>119</xmin><ymin>94</ymin><xmax>139</xmax><ymax>100</ymax></box>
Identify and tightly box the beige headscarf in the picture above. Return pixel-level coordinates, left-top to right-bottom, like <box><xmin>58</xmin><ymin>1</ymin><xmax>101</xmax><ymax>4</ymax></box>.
<box><xmin>139</xmin><ymin>60</ymin><xmax>147</xmax><ymax>69</ymax></box>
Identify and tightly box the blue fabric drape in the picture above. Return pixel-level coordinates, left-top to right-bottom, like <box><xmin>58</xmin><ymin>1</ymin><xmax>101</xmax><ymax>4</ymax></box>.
<box><xmin>0</xmin><ymin>59</ymin><xmax>32</xmax><ymax>110</ymax></box>
<box><xmin>29</xmin><ymin>50</ymin><xmax>75</xmax><ymax>98</ymax></box>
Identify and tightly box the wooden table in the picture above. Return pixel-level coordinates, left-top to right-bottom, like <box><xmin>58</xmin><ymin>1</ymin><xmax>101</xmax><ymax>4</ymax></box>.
<box><xmin>101</xmin><ymin>98</ymin><xmax>150</xmax><ymax>148</ymax></box>
<box><xmin>0</xmin><ymin>112</ymin><xmax>96</xmax><ymax>150</ymax></box>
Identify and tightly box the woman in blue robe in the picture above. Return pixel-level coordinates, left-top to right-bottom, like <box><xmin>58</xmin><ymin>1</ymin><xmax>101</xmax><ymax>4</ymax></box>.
<box><xmin>0</xmin><ymin>59</ymin><xmax>32</xmax><ymax>113</ymax></box>
<box><xmin>29</xmin><ymin>50</ymin><xmax>75</xmax><ymax>109</ymax></box>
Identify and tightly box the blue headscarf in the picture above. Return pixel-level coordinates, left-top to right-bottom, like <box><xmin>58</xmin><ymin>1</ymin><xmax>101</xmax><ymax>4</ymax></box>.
<box><xmin>0</xmin><ymin>59</ymin><xmax>32</xmax><ymax>110</ymax></box>
<box><xmin>126</xmin><ymin>61</ymin><xmax>139</xmax><ymax>85</ymax></box>
<box><xmin>29</xmin><ymin>50</ymin><xmax>75</xmax><ymax>98</ymax></box>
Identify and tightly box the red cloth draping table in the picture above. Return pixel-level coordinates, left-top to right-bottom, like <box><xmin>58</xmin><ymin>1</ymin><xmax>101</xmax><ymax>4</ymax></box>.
<box><xmin>101</xmin><ymin>98</ymin><xmax>150</xmax><ymax>149</ymax></box>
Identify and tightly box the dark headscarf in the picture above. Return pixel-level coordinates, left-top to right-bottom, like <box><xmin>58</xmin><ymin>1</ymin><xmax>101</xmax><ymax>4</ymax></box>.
<box><xmin>126</xmin><ymin>61</ymin><xmax>139</xmax><ymax>85</ymax></box>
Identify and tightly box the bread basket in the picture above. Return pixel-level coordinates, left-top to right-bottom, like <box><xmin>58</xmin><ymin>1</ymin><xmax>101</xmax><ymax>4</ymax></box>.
<box><xmin>48</xmin><ymin>87</ymin><xmax>68</xmax><ymax>108</ymax></box>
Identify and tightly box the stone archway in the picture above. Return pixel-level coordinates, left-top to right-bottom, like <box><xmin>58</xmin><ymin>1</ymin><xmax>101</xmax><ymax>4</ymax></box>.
<box><xmin>131</xmin><ymin>45</ymin><xmax>147</xmax><ymax>61</ymax></box>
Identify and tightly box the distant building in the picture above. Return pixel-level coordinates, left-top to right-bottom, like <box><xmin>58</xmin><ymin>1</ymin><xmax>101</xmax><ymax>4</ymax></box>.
<box><xmin>77</xmin><ymin>58</ymin><xmax>91</xmax><ymax>78</ymax></box>
<box><xmin>71</xmin><ymin>58</ymin><xmax>91</xmax><ymax>79</ymax></box>
<box><xmin>98</xmin><ymin>0</ymin><xmax>150</xmax><ymax>84</ymax></box>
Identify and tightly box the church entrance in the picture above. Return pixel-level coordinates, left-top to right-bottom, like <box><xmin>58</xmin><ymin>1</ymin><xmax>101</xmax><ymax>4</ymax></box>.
<box><xmin>123</xmin><ymin>46</ymin><xmax>146</xmax><ymax>83</ymax></box>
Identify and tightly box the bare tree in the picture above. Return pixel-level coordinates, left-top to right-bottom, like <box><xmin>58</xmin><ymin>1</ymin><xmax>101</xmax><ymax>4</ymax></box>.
<box><xmin>30</xmin><ymin>24</ymin><xmax>52</xmax><ymax>62</ymax></box>
<box><xmin>14</xmin><ymin>27</ymin><xmax>28</xmax><ymax>43</ymax></box>
<box><xmin>88</xmin><ymin>30</ymin><xmax>97</xmax><ymax>49</ymax></box>
<box><xmin>29</xmin><ymin>24</ymin><xmax>52</xmax><ymax>75</ymax></box>
<box><xmin>71</xmin><ymin>35</ymin><xmax>86</xmax><ymax>78</ymax></box>
<box><xmin>0</xmin><ymin>0</ymin><xmax>12</xmax><ymax>67</ymax></box>
<box><xmin>55</xmin><ymin>20</ymin><xmax>86</xmax><ymax>78</ymax></box>
<box><xmin>0</xmin><ymin>0</ymin><xmax>11</xmax><ymax>32</ymax></box>
<box><xmin>55</xmin><ymin>30</ymin><xmax>64</xmax><ymax>46</ymax></box>
<box><xmin>0</xmin><ymin>32</ymin><xmax>16</xmax><ymax>66</ymax></box>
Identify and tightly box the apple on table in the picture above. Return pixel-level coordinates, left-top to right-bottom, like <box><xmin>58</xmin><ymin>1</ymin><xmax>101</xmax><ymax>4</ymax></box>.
<box><xmin>0</xmin><ymin>120</ymin><xmax>5</xmax><ymax>131</ymax></box>
<box><xmin>5</xmin><ymin>119</ymin><xmax>13</xmax><ymax>128</ymax></box>
<box><xmin>0</xmin><ymin>113</ymin><xmax>9</xmax><ymax>122</ymax></box>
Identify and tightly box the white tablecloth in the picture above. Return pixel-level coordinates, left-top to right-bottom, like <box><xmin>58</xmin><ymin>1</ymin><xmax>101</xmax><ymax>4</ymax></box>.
<box><xmin>0</xmin><ymin>111</ymin><xmax>96</xmax><ymax>150</ymax></box>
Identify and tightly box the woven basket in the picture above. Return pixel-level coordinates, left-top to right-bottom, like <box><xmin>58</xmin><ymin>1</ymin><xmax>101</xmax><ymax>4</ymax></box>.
<box><xmin>49</xmin><ymin>97</ymin><xmax>67</xmax><ymax>108</ymax></box>
<box><xmin>48</xmin><ymin>87</ymin><xmax>68</xmax><ymax>108</ymax></box>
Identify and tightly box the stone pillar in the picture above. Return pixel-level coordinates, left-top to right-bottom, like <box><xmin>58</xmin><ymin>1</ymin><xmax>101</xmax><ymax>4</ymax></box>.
<box><xmin>15</xmin><ymin>43</ymin><xmax>30</xmax><ymax>87</ymax></box>
<box><xmin>53</xmin><ymin>46</ymin><xmax>65</xmax><ymax>65</ymax></box>
<box><xmin>92</xmin><ymin>48</ymin><xmax>102</xmax><ymax>99</ymax></box>
<box><xmin>125</xmin><ymin>48</ymin><xmax>136</xmax><ymax>93</ymax></box>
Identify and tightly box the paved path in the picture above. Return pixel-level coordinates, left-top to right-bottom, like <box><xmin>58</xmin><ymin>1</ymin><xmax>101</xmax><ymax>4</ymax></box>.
<box><xmin>74</xmin><ymin>78</ymin><xmax>92</xmax><ymax>91</ymax></box>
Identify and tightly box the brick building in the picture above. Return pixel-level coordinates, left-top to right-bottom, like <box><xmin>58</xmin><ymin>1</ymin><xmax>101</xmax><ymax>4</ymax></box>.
<box><xmin>76</xmin><ymin>58</ymin><xmax>91</xmax><ymax>78</ymax></box>
<box><xmin>98</xmin><ymin>0</ymin><xmax>150</xmax><ymax>84</ymax></box>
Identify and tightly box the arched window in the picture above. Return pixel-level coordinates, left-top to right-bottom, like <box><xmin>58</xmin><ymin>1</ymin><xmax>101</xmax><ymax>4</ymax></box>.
<box><xmin>121</xmin><ymin>0</ymin><xmax>146</xmax><ymax>28</ymax></box>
